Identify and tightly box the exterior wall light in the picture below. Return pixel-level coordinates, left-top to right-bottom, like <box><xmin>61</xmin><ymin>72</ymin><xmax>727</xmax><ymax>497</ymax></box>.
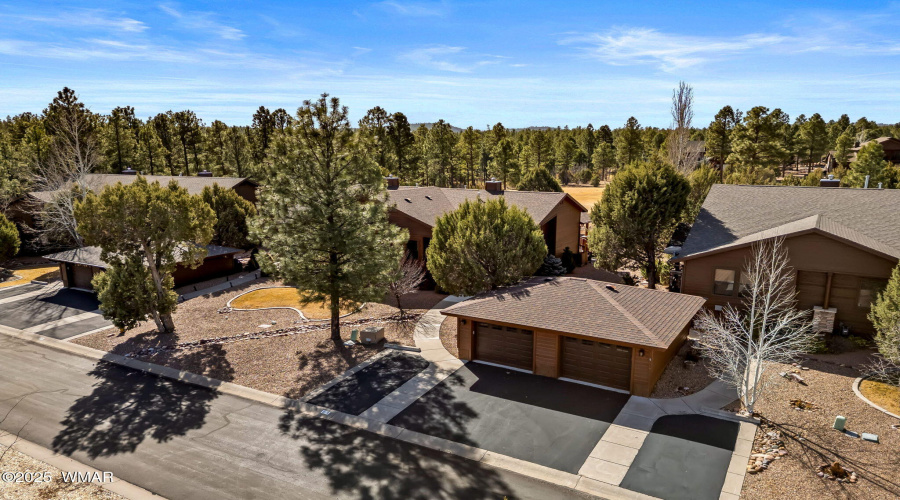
<box><xmin>638</xmin><ymin>349</ymin><xmax>645</xmax><ymax>357</ymax></box>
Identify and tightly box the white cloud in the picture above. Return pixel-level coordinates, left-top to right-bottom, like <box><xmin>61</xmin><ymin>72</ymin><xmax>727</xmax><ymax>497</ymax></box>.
<box><xmin>377</xmin><ymin>1</ymin><xmax>449</xmax><ymax>17</ymax></box>
<box><xmin>400</xmin><ymin>45</ymin><xmax>502</xmax><ymax>73</ymax></box>
<box><xmin>560</xmin><ymin>27</ymin><xmax>788</xmax><ymax>71</ymax></box>
<box><xmin>7</xmin><ymin>10</ymin><xmax>147</xmax><ymax>32</ymax></box>
<box><xmin>159</xmin><ymin>3</ymin><xmax>245</xmax><ymax>41</ymax></box>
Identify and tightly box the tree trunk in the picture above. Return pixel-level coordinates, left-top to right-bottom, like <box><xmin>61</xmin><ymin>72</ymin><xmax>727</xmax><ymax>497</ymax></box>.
<box><xmin>330</xmin><ymin>293</ymin><xmax>341</xmax><ymax>342</ymax></box>
<box><xmin>143</xmin><ymin>245</ymin><xmax>175</xmax><ymax>334</ymax></box>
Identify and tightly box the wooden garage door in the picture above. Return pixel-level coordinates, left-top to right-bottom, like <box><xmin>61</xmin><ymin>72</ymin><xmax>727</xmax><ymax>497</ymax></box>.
<box><xmin>71</xmin><ymin>265</ymin><xmax>95</xmax><ymax>290</ymax></box>
<box><xmin>560</xmin><ymin>337</ymin><xmax>632</xmax><ymax>391</ymax></box>
<box><xmin>474</xmin><ymin>322</ymin><xmax>534</xmax><ymax>370</ymax></box>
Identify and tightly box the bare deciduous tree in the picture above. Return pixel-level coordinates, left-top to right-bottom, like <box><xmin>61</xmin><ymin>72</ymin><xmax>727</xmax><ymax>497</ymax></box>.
<box><xmin>668</xmin><ymin>81</ymin><xmax>701</xmax><ymax>174</ymax></box>
<box><xmin>388</xmin><ymin>254</ymin><xmax>426</xmax><ymax>318</ymax></box>
<box><xmin>29</xmin><ymin>88</ymin><xmax>102</xmax><ymax>248</ymax></box>
<box><xmin>864</xmin><ymin>322</ymin><xmax>900</xmax><ymax>396</ymax></box>
<box><xmin>694</xmin><ymin>237</ymin><xmax>815</xmax><ymax>414</ymax></box>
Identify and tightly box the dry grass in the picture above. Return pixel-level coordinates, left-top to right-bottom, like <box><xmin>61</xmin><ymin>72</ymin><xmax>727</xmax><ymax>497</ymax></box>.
<box><xmin>0</xmin><ymin>265</ymin><xmax>59</xmax><ymax>288</ymax></box>
<box><xmin>563</xmin><ymin>185</ymin><xmax>605</xmax><ymax>208</ymax></box>
<box><xmin>0</xmin><ymin>444</ymin><xmax>122</xmax><ymax>500</ymax></box>
<box><xmin>231</xmin><ymin>286</ymin><xmax>356</xmax><ymax>319</ymax></box>
<box><xmin>859</xmin><ymin>379</ymin><xmax>900</xmax><ymax>416</ymax></box>
<box><xmin>739</xmin><ymin>353</ymin><xmax>900</xmax><ymax>500</ymax></box>
<box><xmin>72</xmin><ymin>278</ymin><xmax>446</xmax><ymax>398</ymax></box>
<box><xmin>440</xmin><ymin>316</ymin><xmax>458</xmax><ymax>358</ymax></box>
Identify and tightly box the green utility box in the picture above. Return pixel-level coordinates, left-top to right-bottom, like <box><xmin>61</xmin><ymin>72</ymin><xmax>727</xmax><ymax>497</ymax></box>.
<box><xmin>833</xmin><ymin>415</ymin><xmax>846</xmax><ymax>431</ymax></box>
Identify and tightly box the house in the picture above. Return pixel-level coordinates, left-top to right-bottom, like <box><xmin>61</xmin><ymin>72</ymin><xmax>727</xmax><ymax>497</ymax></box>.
<box><xmin>442</xmin><ymin>277</ymin><xmax>706</xmax><ymax>396</ymax></box>
<box><xmin>6</xmin><ymin>172</ymin><xmax>258</xmax><ymax>235</ymax></box>
<box><xmin>673</xmin><ymin>184</ymin><xmax>900</xmax><ymax>336</ymax></box>
<box><xmin>826</xmin><ymin>136</ymin><xmax>900</xmax><ymax>168</ymax></box>
<box><xmin>386</xmin><ymin>178</ymin><xmax>587</xmax><ymax>264</ymax></box>
<box><xmin>43</xmin><ymin>245</ymin><xmax>242</xmax><ymax>291</ymax></box>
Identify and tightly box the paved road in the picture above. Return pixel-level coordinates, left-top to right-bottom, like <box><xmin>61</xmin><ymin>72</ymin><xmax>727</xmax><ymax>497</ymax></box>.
<box><xmin>0</xmin><ymin>335</ymin><xmax>597</xmax><ymax>500</ymax></box>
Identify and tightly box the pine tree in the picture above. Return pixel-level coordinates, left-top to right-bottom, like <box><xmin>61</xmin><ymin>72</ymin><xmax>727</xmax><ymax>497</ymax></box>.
<box><xmin>251</xmin><ymin>94</ymin><xmax>405</xmax><ymax>342</ymax></box>
<box><xmin>201</xmin><ymin>184</ymin><xmax>257</xmax><ymax>248</ymax></box>
<box><xmin>0</xmin><ymin>213</ymin><xmax>19</xmax><ymax>263</ymax></box>
<box><xmin>75</xmin><ymin>176</ymin><xmax>216</xmax><ymax>333</ymax></box>
<box><xmin>846</xmin><ymin>141</ymin><xmax>887</xmax><ymax>188</ymax></box>
<box><xmin>426</xmin><ymin>198</ymin><xmax>546</xmax><ymax>296</ymax></box>
<box><xmin>614</xmin><ymin>117</ymin><xmax>643</xmax><ymax>167</ymax></box>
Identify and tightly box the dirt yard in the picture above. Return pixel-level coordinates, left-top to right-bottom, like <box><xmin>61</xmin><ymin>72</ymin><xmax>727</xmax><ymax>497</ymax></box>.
<box><xmin>440</xmin><ymin>316</ymin><xmax>458</xmax><ymax>358</ymax></box>
<box><xmin>72</xmin><ymin>279</ymin><xmax>446</xmax><ymax>398</ymax></box>
<box><xmin>738</xmin><ymin>352</ymin><xmax>900</xmax><ymax>500</ymax></box>
<box><xmin>0</xmin><ymin>443</ymin><xmax>122</xmax><ymax>500</ymax></box>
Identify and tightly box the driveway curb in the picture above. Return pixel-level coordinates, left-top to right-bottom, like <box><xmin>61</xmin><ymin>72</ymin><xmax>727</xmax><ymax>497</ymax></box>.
<box><xmin>0</xmin><ymin>324</ymin><xmax>648</xmax><ymax>499</ymax></box>
<box><xmin>0</xmin><ymin>433</ymin><xmax>163</xmax><ymax>500</ymax></box>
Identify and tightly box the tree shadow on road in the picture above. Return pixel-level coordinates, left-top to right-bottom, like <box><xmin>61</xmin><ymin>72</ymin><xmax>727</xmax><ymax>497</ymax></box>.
<box><xmin>277</xmin><ymin>414</ymin><xmax>511</xmax><ymax>500</ymax></box>
<box><xmin>52</xmin><ymin>345</ymin><xmax>232</xmax><ymax>459</ymax></box>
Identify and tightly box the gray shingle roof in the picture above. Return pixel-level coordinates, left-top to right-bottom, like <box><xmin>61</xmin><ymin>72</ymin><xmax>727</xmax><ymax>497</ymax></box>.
<box><xmin>387</xmin><ymin>187</ymin><xmax>585</xmax><ymax>227</ymax></box>
<box><xmin>28</xmin><ymin>174</ymin><xmax>255</xmax><ymax>202</ymax></box>
<box><xmin>441</xmin><ymin>277</ymin><xmax>705</xmax><ymax>348</ymax></box>
<box><xmin>44</xmin><ymin>245</ymin><xmax>242</xmax><ymax>269</ymax></box>
<box><xmin>677</xmin><ymin>184</ymin><xmax>900</xmax><ymax>261</ymax></box>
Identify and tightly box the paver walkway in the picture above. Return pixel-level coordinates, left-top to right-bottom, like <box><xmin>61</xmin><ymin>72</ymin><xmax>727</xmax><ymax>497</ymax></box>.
<box><xmin>359</xmin><ymin>296</ymin><xmax>466</xmax><ymax>422</ymax></box>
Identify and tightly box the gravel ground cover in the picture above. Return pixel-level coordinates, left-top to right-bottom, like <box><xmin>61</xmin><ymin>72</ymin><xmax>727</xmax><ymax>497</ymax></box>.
<box><xmin>651</xmin><ymin>343</ymin><xmax>716</xmax><ymax>398</ymax></box>
<box><xmin>0</xmin><ymin>444</ymin><xmax>122</xmax><ymax>500</ymax></box>
<box><xmin>439</xmin><ymin>316</ymin><xmax>458</xmax><ymax>358</ymax></box>
<box><xmin>72</xmin><ymin>279</ymin><xmax>445</xmax><ymax>398</ymax></box>
<box><xmin>739</xmin><ymin>353</ymin><xmax>900</xmax><ymax>500</ymax></box>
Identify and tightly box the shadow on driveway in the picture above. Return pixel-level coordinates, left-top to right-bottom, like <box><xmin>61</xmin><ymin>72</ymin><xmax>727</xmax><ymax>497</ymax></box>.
<box><xmin>620</xmin><ymin>414</ymin><xmax>739</xmax><ymax>500</ymax></box>
<box><xmin>388</xmin><ymin>363</ymin><xmax>631</xmax><ymax>473</ymax></box>
<box><xmin>52</xmin><ymin>344</ymin><xmax>233</xmax><ymax>459</ymax></box>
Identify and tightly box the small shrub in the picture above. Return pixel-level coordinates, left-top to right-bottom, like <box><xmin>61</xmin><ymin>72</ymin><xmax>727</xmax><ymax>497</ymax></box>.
<box><xmin>535</xmin><ymin>254</ymin><xmax>566</xmax><ymax>276</ymax></box>
<box><xmin>560</xmin><ymin>247</ymin><xmax>576</xmax><ymax>273</ymax></box>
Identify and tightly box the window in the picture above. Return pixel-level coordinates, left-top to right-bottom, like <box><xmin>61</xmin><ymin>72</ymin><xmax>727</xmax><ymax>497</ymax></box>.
<box><xmin>739</xmin><ymin>271</ymin><xmax>752</xmax><ymax>296</ymax></box>
<box><xmin>713</xmin><ymin>269</ymin><xmax>736</xmax><ymax>296</ymax></box>
<box><xmin>858</xmin><ymin>279</ymin><xmax>886</xmax><ymax>308</ymax></box>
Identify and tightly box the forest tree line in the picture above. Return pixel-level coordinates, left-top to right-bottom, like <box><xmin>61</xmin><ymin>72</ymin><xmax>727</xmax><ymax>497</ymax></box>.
<box><xmin>3</xmin><ymin>87</ymin><xmax>900</xmax><ymax>213</ymax></box>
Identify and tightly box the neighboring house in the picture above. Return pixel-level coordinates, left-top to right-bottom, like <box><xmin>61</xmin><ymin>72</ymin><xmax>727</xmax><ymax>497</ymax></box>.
<box><xmin>6</xmin><ymin>172</ymin><xmax>258</xmax><ymax>232</ymax></box>
<box><xmin>826</xmin><ymin>136</ymin><xmax>900</xmax><ymax>168</ymax></box>
<box><xmin>673</xmin><ymin>184</ymin><xmax>900</xmax><ymax>336</ymax></box>
<box><xmin>43</xmin><ymin>245</ymin><xmax>242</xmax><ymax>291</ymax></box>
<box><xmin>386</xmin><ymin>178</ymin><xmax>587</xmax><ymax>263</ymax></box>
<box><xmin>442</xmin><ymin>276</ymin><xmax>706</xmax><ymax>396</ymax></box>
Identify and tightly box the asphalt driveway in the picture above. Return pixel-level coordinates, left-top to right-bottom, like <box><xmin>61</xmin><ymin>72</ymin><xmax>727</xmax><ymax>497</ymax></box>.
<box><xmin>388</xmin><ymin>362</ymin><xmax>631</xmax><ymax>473</ymax></box>
<box><xmin>619</xmin><ymin>414</ymin><xmax>740</xmax><ymax>500</ymax></box>
<box><xmin>308</xmin><ymin>351</ymin><xmax>431</xmax><ymax>415</ymax></box>
<box><xmin>0</xmin><ymin>284</ymin><xmax>110</xmax><ymax>339</ymax></box>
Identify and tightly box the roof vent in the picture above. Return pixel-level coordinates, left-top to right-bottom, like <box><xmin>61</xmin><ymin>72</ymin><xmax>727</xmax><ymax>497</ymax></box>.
<box><xmin>121</xmin><ymin>168</ymin><xmax>138</xmax><ymax>175</ymax></box>
<box><xmin>425</xmin><ymin>195</ymin><xmax>432</xmax><ymax>200</ymax></box>
<box><xmin>606</xmin><ymin>284</ymin><xmax>618</xmax><ymax>292</ymax></box>
<box><xmin>198</xmin><ymin>170</ymin><xmax>213</xmax><ymax>177</ymax></box>
<box><xmin>404</xmin><ymin>198</ymin><xmax>412</xmax><ymax>203</ymax></box>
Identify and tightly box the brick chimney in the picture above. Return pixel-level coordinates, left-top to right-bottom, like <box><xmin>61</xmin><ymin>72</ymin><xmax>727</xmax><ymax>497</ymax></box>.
<box><xmin>485</xmin><ymin>178</ymin><xmax>503</xmax><ymax>193</ymax></box>
<box><xmin>385</xmin><ymin>175</ymin><xmax>400</xmax><ymax>190</ymax></box>
<box><xmin>198</xmin><ymin>170</ymin><xmax>213</xmax><ymax>177</ymax></box>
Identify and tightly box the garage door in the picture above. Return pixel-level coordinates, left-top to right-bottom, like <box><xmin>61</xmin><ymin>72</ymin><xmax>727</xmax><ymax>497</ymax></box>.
<box><xmin>560</xmin><ymin>337</ymin><xmax>632</xmax><ymax>391</ymax></box>
<box><xmin>71</xmin><ymin>265</ymin><xmax>96</xmax><ymax>290</ymax></box>
<box><xmin>474</xmin><ymin>322</ymin><xmax>534</xmax><ymax>371</ymax></box>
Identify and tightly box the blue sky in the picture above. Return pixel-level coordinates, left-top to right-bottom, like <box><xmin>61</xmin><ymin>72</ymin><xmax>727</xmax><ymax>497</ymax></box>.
<box><xmin>2</xmin><ymin>1</ymin><xmax>900</xmax><ymax>128</ymax></box>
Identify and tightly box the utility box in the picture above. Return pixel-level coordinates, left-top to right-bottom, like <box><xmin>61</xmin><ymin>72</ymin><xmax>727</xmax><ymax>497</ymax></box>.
<box><xmin>833</xmin><ymin>415</ymin><xmax>846</xmax><ymax>431</ymax></box>
<box><xmin>360</xmin><ymin>326</ymin><xmax>385</xmax><ymax>345</ymax></box>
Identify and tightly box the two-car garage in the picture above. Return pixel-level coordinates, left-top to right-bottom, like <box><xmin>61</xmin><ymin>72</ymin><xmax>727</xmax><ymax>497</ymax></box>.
<box><xmin>444</xmin><ymin>277</ymin><xmax>707</xmax><ymax>397</ymax></box>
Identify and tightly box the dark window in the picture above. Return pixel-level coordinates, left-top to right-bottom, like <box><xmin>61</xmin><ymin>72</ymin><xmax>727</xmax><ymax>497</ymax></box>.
<box><xmin>543</xmin><ymin>216</ymin><xmax>557</xmax><ymax>255</ymax></box>
<box><xmin>422</xmin><ymin>237</ymin><xmax>431</xmax><ymax>261</ymax></box>
<box><xmin>405</xmin><ymin>240</ymin><xmax>419</xmax><ymax>260</ymax></box>
<box><xmin>713</xmin><ymin>269</ymin><xmax>736</xmax><ymax>296</ymax></box>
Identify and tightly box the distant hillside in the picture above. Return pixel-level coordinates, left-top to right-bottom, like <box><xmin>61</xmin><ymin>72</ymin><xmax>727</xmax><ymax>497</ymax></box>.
<box><xmin>410</xmin><ymin>123</ymin><xmax>554</xmax><ymax>133</ymax></box>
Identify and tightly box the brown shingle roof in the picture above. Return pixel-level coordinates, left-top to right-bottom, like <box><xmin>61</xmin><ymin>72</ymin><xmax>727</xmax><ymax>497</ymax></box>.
<box><xmin>387</xmin><ymin>186</ymin><xmax>584</xmax><ymax>227</ymax></box>
<box><xmin>441</xmin><ymin>277</ymin><xmax>705</xmax><ymax>348</ymax></box>
<box><xmin>677</xmin><ymin>184</ymin><xmax>900</xmax><ymax>261</ymax></box>
<box><xmin>44</xmin><ymin>245</ymin><xmax>242</xmax><ymax>269</ymax></box>
<box><xmin>28</xmin><ymin>174</ymin><xmax>256</xmax><ymax>203</ymax></box>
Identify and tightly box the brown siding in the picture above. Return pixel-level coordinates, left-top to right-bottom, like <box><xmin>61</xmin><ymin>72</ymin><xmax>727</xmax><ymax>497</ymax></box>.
<box><xmin>447</xmin><ymin>312</ymin><xmax>680</xmax><ymax>396</ymax></box>
<box><xmin>533</xmin><ymin>331</ymin><xmax>559</xmax><ymax>377</ymax></box>
<box><xmin>232</xmin><ymin>182</ymin><xmax>257</xmax><ymax>203</ymax></box>
<box><xmin>388</xmin><ymin>210</ymin><xmax>432</xmax><ymax>261</ymax></box>
<box><xmin>172</xmin><ymin>255</ymin><xmax>236</xmax><ymax>287</ymax></box>
<box><xmin>543</xmin><ymin>199</ymin><xmax>583</xmax><ymax>257</ymax></box>
<box><xmin>681</xmin><ymin>232</ymin><xmax>896</xmax><ymax>335</ymax></box>
<box><xmin>58</xmin><ymin>263</ymin><xmax>69</xmax><ymax>287</ymax></box>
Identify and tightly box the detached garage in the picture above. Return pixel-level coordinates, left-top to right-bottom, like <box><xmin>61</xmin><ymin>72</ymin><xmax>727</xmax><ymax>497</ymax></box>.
<box><xmin>442</xmin><ymin>277</ymin><xmax>706</xmax><ymax>396</ymax></box>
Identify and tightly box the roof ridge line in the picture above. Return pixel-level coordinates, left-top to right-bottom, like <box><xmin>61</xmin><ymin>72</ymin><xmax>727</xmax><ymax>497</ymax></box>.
<box><xmin>588</xmin><ymin>281</ymin><xmax>662</xmax><ymax>346</ymax></box>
